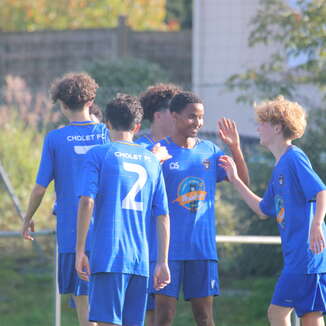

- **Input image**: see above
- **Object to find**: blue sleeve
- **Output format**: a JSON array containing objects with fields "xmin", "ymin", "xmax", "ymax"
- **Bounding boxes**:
[
  {"xmin": 152, "ymin": 168, "xmax": 169, "ymax": 217},
  {"xmin": 79, "ymin": 149, "xmax": 101, "ymax": 199},
  {"xmin": 36, "ymin": 134, "xmax": 54, "ymax": 187},
  {"xmin": 290, "ymin": 150, "xmax": 326, "ymax": 201},
  {"xmin": 259, "ymin": 179, "xmax": 276, "ymax": 218},
  {"xmin": 214, "ymin": 144, "xmax": 227, "ymax": 183}
]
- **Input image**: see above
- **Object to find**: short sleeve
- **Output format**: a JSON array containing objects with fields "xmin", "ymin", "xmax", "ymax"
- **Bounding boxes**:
[
  {"xmin": 79, "ymin": 148, "xmax": 101, "ymax": 199},
  {"xmin": 259, "ymin": 179, "xmax": 276, "ymax": 218},
  {"xmin": 152, "ymin": 168, "xmax": 169, "ymax": 217},
  {"xmin": 36, "ymin": 134, "xmax": 54, "ymax": 187},
  {"xmin": 214, "ymin": 145, "xmax": 227, "ymax": 183},
  {"xmin": 289, "ymin": 151, "xmax": 326, "ymax": 201}
]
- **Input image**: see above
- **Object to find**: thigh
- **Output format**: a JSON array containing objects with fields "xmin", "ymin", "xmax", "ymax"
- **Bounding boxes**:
[
  {"xmin": 272, "ymin": 273, "xmax": 326, "ymax": 318},
  {"xmin": 123, "ymin": 274, "xmax": 148, "ymax": 326},
  {"xmin": 149, "ymin": 261, "xmax": 183, "ymax": 299},
  {"xmin": 89, "ymin": 272, "xmax": 128, "ymax": 325},
  {"xmin": 184, "ymin": 260, "xmax": 220, "ymax": 300},
  {"xmin": 58, "ymin": 252, "xmax": 89, "ymax": 296}
]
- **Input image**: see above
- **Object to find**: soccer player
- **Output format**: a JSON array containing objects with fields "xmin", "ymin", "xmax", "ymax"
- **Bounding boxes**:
[
  {"xmin": 219, "ymin": 96, "xmax": 326, "ymax": 326},
  {"xmin": 151, "ymin": 91, "xmax": 249, "ymax": 326},
  {"xmin": 75, "ymin": 94, "xmax": 171, "ymax": 326},
  {"xmin": 135, "ymin": 83, "xmax": 181, "ymax": 325},
  {"xmin": 22, "ymin": 73, "xmax": 109, "ymax": 326}
]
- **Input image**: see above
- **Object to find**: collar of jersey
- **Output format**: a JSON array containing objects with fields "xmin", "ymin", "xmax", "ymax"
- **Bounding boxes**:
[
  {"xmin": 166, "ymin": 136, "xmax": 201, "ymax": 148},
  {"xmin": 113, "ymin": 140, "xmax": 139, "ymax": 146},
  {"xmin": 70, "ymin": 120, "xmax": 97, "ymax": 126}
]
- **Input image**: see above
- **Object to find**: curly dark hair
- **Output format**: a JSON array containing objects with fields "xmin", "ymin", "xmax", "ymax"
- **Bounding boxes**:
[
  {"xmin": 169, "ymin": 91, "xmax": 203, "ymax": 113},
  {"xmin": 89, "ymin": 103, "xmax": 103, "ymax": 122},
  {"xmin": 105, "ymin": 93, "xmax": 143, "ymax": 131},
  {"xmin": 140, "ymin": 83, "xmax": 182, "ymax": 122},
  {"xmin": 50, "ymin": 72, "xmax": 98, "ymax": 111}
]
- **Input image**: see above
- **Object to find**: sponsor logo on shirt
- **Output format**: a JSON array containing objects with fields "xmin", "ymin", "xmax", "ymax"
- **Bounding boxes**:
[
  {"xmin": 74, "ymin": 145, "xmax": 97, "ymax": 154},
  {"xmin": 275, "ymin": 195, "xmax": 285, "ymax": 228},
  {"xmin": 169, "ymin": 162, "xmax": 180, "ymax": 170},
  {"xmin": 173, "ymin": 176, "xmax": 207, "ymax": 211}
]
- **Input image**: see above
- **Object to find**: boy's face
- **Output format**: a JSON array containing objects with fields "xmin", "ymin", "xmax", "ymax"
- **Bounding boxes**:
[
  {"xmin": 257, "ymin": 121, "xmax": 279, "ymax": 147},
  {"xmin": 172, "ymin": 103, "xmax": 204, "ymax": 139}
]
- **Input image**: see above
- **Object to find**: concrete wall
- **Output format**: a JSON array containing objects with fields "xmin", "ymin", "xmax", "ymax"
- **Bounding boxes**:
[
  {"xmin": 193, "ymin": 0, "xmax": 275, "ymax": 137},
  {"xmin": 0, "ymin": 18, "xmax": 191, "ymax": 91}
]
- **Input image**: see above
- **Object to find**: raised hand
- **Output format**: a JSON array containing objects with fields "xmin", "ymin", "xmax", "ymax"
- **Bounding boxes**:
[{"xmin": 218, "ymin": 118, "xmax": 240, "ymax": 149}]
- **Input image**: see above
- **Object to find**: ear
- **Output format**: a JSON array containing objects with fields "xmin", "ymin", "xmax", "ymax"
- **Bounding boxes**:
[
  {"xmin": 86, "ymin": 99, "xmax": 94, "ymax": 108},
  {"xmin": 132, "ymin": 123, "xmax": 141, "ymax": 135},
  {"xmin": 274, "ymin": 124, "xmax": 283, "ymax": 134}
]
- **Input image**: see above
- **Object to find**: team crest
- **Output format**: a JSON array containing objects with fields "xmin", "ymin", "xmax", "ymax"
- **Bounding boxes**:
[
  {"xmin": 173, "ymin": 176, "xmax": 207, "ymax": 212},
  {"xmin": 202, "ymin": 159, "xmax": 210, "ymax": 169},
  {"xmin": 278, "ymin": 175, "xmax": 284, "ymax": 185}
]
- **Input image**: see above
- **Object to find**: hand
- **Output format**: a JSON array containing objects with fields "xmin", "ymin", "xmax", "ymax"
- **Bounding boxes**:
[
  {"xmin": 22, "ymin": 219, "xmax": 35, "ymax": 240},
  {"xmin": 152, "ymin": 143, "xmax": 172, "ymax": 163},
  {"xmin": 153, "ymin": 262, "xmax": 170, "ymax": 291},
  {"xmin": 218, "ymin": 155, "xmax": 239, "ymax": 183},
  {"xmin": 75, "ymin": 252, "xmax": 91, "ymax": 281},
  {"xmin": 309, "ymin": 223, "xmax": 326, "ymax": 254},
  {"xmin": 218, "ymin": 118, "xmax": 240, "ymax": 149}
]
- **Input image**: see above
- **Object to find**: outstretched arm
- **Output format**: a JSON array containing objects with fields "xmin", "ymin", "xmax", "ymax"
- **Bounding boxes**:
[
  {"xmin": 309, "ymin": 190, "xmax": 326, "ymax": 254},
  {"xmin": 218, "ymin": 118, "xmax": 250, "ymax": 186},
  {"xmin": 75, "ymin": 196, "xmax": 94, "ymax": 281},
  {"xmin": 22, "ymin": 184, "xmax": 47, "ymax": 240},
  {"xmin": 219, "ymin": 155, "xmax": 267, "ymax": 219}
]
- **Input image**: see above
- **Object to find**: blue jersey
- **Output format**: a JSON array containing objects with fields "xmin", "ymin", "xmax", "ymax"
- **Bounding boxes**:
[
  {"xmin": 36, "ymin": 121, "xmax": 109, "ymax": 253},
  {"xmin": 151, "ymin": 137, "xmax": 227, "ymax": 261},
  {"xmin": 135, "ymin": 133, "xmax": 155, "ymax": 150},
  {"xmin": 260, "ymin": 146, "xmax": 326, "ymax": 274},
  {"xmin": 80, "ymin": 141, "xmax": 169, "ymax": 277}
]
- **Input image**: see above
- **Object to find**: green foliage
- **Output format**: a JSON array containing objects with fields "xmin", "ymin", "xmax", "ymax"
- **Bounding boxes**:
[
  {"xmin": 166, "ymin": 0, "xmax": 193, "ymax": 29},
  {"xmin": 0, "ymin": 0, "xmax": 168, "ymax": 31},
  {"xmin": 226, "ymin": 0, "xmax": 326, "ymax": 104},
  {"xmin": 86, "ymin": 57, "xmax": 170, "ymax": 108}
]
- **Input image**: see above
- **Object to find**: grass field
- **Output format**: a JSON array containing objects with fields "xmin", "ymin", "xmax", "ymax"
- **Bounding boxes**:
[{"xmin": 0, "ymin": 239, "xmax": 275, "ymax": 326}]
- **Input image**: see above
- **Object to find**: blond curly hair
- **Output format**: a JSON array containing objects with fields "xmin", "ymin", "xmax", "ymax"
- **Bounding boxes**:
[{"xmin": 255, "ymin": 96, "xmax": 307, "ymax": 140}]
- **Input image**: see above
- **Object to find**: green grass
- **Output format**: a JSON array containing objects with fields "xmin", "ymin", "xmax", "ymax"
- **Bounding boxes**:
[{"xmin": 0, "ymin": 241, "xmax": 274, "ymax": 325}]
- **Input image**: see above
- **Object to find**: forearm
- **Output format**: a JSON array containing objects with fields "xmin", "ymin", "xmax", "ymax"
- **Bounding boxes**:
[
  {"xmin": 76, "ymin": 197, "xmax": 94, "ymax": 253},
  {"xmin": 312, "ymin": 190, "xmax": 326, "ymax": 225},
  {"xmin": 232, "ymin": 177, "xmax": 266, "ymax": 218},
  {"xmin": 229, "ymin": 145, "xmax": 250, "ymax": 186},
  {"xmin": 24, "ymin": 184, "xmax": 47, "ymax": 222},
  {"xmin": 156, "ymin": 214, "xmax": 170, "ymax": 263}
]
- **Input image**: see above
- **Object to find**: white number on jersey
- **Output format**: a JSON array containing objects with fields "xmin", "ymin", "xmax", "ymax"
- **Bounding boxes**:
[{"xmin": 121, "ymin": 162, "xmax": 148, "ymax": 211}]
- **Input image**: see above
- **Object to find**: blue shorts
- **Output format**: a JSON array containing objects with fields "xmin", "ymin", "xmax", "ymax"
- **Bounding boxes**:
[
  {"xmin": 58, "ymin": 252, "xmax": 89, "ymax": 296},
  {"xmin": 271, "ymin": 272, "xmax": 326, "ymax": 317},
  {"xmin": 150, "ymin": 260, "xmax": 220, "ymax": 300},
  {"xmin": 89, "ymin": 272, "xmax": 148, "ymax": 326}
]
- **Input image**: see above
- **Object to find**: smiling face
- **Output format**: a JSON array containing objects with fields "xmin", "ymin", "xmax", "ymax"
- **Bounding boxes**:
[
  {"xmin": 172, "ymin": 103, "xmax": 204, "ymax": 139},
  {"xmin": 257, "ymin": 121, "xmax": 280, "ymax": 147}
]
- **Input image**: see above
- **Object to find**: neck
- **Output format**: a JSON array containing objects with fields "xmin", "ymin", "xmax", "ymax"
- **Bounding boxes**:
[
  {"xmin": 268, "ymin": 139, "xmax": 292, "ymax": 164},
  {"xmin": 110, "ymin": 130, "xmax": 134, "ymax": 143},
  {"xmin": 150, "ymin": 122, "xmax": 172, "ymax": 142},
  {"xmin": 171, "ymin": 133, "xmax": 197, "ymax": 149},
  {"xmin": 67, "ymin": 107, "xmax": 91, "ymax": 123}
]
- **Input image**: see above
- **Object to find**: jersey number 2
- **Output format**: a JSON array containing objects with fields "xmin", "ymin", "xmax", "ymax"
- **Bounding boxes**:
[{"xmin": 122, "ymin": 162, "xmax": 148, "ymax": 211}]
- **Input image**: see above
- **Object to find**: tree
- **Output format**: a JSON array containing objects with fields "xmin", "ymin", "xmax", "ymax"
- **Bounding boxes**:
[
  {"xmin": 0, "ymin": 0, "xmax": 167, "ymax": 31},
  {"xmin": 226, "ymin": 0, "xmax": 326, "ymax": 105},
  {"xmin": 165, "ymin": 0, "xmax": 192, "ymax": 29}
]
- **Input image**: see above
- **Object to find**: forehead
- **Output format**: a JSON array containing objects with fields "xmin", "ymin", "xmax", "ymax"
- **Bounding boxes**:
[{"xmin": 180, "ymin": 103, "xmax": 204, "ymax": 115}]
